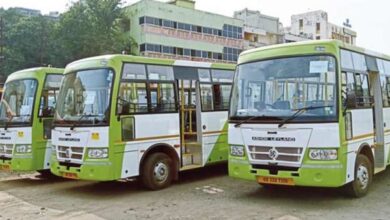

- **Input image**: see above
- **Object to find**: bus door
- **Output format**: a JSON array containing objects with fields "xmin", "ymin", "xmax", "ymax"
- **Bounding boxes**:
[
  {"xmin": 38, "ymin": 74, "xmax": 63, "ymax": 169},
  {"xmin": 369, "ymin": 70, "xmax": 385, "ymax": 170},
  {"xmin": 178, "ymin": 79, "xmax": 203, "ymax": 168},
  {"xmin": 174, "ymin": 65, "xmax": 204, "ymax": 168}
]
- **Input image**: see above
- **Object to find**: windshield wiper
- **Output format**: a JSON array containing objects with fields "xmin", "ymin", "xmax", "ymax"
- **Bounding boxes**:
[
  {"xmin": 278, "ymin": 105, "xmax": 334, "ymax": 128},
  {"xmin": 234, "ymin": 116, "xmax": 259, "ymax": 128},
  {"xmin": 70, "ymin": 114, "xmax": 101, "ymax": 130}
]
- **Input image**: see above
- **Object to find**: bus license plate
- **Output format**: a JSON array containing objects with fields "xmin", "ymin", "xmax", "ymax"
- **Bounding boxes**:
[
  {"xmin": 257, "ymin": 176, "xmax": 295, "ymax": 186},
  {"xmin": 0, "ymin": 164, "xmax": 11, "ymax": 171},
  {"xmin": 62, "ymin": 172, "xmax": 78, "ymax": 179}
]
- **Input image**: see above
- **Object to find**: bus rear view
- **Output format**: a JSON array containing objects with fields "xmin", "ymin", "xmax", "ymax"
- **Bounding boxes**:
[{"xmin": 229, "ymin": 40, "xmax": 389, "ymax": 197}]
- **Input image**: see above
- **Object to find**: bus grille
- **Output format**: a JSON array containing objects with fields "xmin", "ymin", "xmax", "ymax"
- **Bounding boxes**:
[
  {"xmin": 57, "ymin": 146, "xmax": 84, "ymax": 163},
  {"xmin": 248, "ymin": 146, "xmax": 303, "ymax": 164},
  {"xmin": 0, "ymin": 144, "xmax": 14, "ymax": 158}
]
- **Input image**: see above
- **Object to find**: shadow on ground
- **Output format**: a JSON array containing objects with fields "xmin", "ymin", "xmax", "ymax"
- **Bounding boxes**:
[{"xmin": 56, "ymin": 163, "xmax": 228, "ymax": 198}]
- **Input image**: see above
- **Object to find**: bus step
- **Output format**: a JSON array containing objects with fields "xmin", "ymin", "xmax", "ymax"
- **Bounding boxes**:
[
  {"xmin": 181, "ymin": 164, "xmax": 203, "ymax": 171},
  {"xmin": 182, "ymin": 153, "xmax": 202, "ymax": 166},
  {"xmin": 185, "ymin": 142, "xmax": 201, "ymax": 147}
]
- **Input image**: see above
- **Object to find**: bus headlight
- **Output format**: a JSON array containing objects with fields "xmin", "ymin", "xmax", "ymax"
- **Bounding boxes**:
[
  {"xmin": 230, "ymin": 145, "xmax": 245, "ymax": 157},
  {"xmin": 15, "ymin": 145, "xmax": 32, "ymax": 154},
  {"xmin": 309, "ymin": 149, "xmax": 338, "ymax": 161},
  {"xmin": 88, "ymin": 148, "xmax": 108, "ymax": 159}
]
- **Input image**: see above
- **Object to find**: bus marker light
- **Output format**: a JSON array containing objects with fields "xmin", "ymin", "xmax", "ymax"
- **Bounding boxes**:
[
  {"xmin": 62, "ymin": 172, "xmax": 79, "ymax": 179},
  {"xmin": 91, "ymin": 133, "xmax": 100, "ymax": 140},
  {"xmin": 18, "ymin": 131, "xmax": 24, "ymax": 138},
  {"xmin": 0, "ymin": 164, "xmax": 11, "ymax": 171}
]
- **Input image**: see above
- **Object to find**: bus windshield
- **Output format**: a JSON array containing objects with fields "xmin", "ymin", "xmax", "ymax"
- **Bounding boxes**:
[
  {"xmin": 230, "ymin": 55, "xmax": 338, "ymax": 123},
  {"xmin": 0, "ymin": 79, "xmax": 38, "ymax": 125},
  {"xmin": 55, "ymin": 68, "xmax": 114, "ymax": 126}
]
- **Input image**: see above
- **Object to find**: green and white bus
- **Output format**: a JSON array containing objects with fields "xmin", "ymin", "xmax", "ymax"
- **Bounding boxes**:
[
  {"xmin": 50, "ymin": 55, "xmax": 234, "ymax": 189},
  {"xmin": 229, "ymin": 40, "xmax": 390, "ymax": 197},
  {"xmin": 0, "ymin": 67, "xmax": 63, "ymax": 173}
]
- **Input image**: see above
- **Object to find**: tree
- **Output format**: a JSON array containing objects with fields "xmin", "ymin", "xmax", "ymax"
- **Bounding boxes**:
[
  {"xmin": 56, "ymin": 0, "xmax": 135, "ymax": 65},
  {"xmin": 0, "ymin": 9, "xmax": 58, "ymax": 75},
  {"xmin": 0, "ymin": 0, "xmax": 138, "ymax": 76}
]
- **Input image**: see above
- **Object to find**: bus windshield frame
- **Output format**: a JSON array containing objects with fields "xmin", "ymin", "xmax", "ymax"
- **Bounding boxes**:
[
  {"xmin": 230, "ymin": 55, "xmax": 339, "ymax": 124},
  {"xmin": 54, "ymin": 68, "xmax": 115, "ymax": 127},
  {"xmin": 0, "ymin": 78, "xmax": 38, "ymax": 127}
]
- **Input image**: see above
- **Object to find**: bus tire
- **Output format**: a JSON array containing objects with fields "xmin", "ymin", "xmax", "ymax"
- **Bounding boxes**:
[
  {"xmin": 141, "ymin": 152, "xmax": 173, "ymax": 190},
  {"xmin": 345, "ymin": 154, "xmax": 372, "ymax": 198}
]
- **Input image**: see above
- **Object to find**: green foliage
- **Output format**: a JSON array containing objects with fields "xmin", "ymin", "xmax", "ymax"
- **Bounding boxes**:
[{"xmin": 0, "ymin": 0, "xmax": 136, "ymax": 78}]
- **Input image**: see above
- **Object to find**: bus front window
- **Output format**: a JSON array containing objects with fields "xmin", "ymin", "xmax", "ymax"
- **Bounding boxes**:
[
  {"xmin": 55, "ymin": 69, "xmax": 114, "ymax": 125},
  {"xmin": 230, "ymin": 56, "xmax": 337, "ymax": 123},
  {"xmin": 0, "ymin": 79, "xmax": 38, "ymax": 125}
]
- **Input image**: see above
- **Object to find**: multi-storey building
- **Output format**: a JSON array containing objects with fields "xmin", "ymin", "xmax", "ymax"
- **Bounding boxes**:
[
  {"xmin": 234, "ymin": 8, "xmax": 283, "ymax": 49},
  {"xmin": 12, "ymin": 7, "xmax": 41, "ymax": 17},
  {"xmin": 288, "ymin": 10, "xmax": 357, "ymax": 45},
  {"xmin": 124, "ymin": 0, "xmax": 244, "ymax": 63}
]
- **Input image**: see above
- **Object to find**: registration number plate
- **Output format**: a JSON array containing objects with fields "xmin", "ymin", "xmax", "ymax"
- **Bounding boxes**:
[
  {"xmin": 257, "ymin": 176, "xmax": 295, "ymax": 186},
  {"xmin": 62, "ymin": 172, "xmax": 79, "ymax": 179},
  {"xmin": 0, "ymin": 164, "xmax": 11, "ymax": 171}
]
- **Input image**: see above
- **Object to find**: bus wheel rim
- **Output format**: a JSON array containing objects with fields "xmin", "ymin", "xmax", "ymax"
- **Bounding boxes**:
[
  {"xmin": 356, "ymin": 164, "xmax": 369, "ymax": 189},
  {"xmin": 154, "ymin": 162, "xmax": 169, "ymax": 182}
]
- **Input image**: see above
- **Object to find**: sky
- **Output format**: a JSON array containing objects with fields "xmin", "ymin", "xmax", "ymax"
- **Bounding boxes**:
[{"xmin": 1, "ymin": 0, "xmax": 389, "ymax": 54}]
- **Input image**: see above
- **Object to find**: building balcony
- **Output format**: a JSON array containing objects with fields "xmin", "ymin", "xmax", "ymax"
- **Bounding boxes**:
[
  {"xmin": 141, "ymin": 24, "xmax": 244, "ymax": 49},
  {"xmin": 140, "ymin": 52, "xmax": 236, "ymax": 64},
  {"xmin": 243, "ymin": 41, "xmax": 270, "ymax": 49}
]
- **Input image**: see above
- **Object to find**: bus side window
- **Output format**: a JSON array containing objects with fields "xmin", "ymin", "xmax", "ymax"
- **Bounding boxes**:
[
  {"xmin": 149, "ymin": 82, "xmax": 176, "ymax": 113},
  {"xmin": 200, "ymin": 84, "xmax": 214, "ymax": 111},
  {"xmin": 380, "ymin": 75, "xmax": 389, "ymax": 107},
  {"xmin": 39, "ymin": 74, "xmax": 62, "ymax": 117},
  {"xmin": 213, "ymin": 84, "xmax": 231, "ymax": 111},
  {"xmin": 360, "ymin": 74, "xmax": 371, "ymax": 107},
  {"xmin": 117, "ymin": 82, "xmax": 148, "ymax": 114},
  {"xmin": 345, "ymin": 72, "xmax": 357, "ymax": 109}
]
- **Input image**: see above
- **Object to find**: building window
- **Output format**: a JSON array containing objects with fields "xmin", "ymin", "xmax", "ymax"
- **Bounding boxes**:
[
  {"xmin": 299, "ymin": 19, "xmax": 303, "ymax": 29},
  {"xmin": 139, "ymin": 17, "xmax": 145, "ymax": 25},
  {"xmin": 183, "ymin": 49, "xmax": 191, "ymax": 56},
  {"xmin": 141, "ymin": 16, "xmax": 242, "ymax": 40},
  {"xmin": 316, "ymin": 23, "xmax": 321, "ymax": 33},
  {"xmin": 316, "ymin": 36, "xmax": 321, "ymax": 40},
  {"xmin": 223, "ymin": 24, "xmax": 242, "ymax": 39},
  {"xmin": 140, "ymin": 44, "xmax": 146, "ymax": 52},
  {"xmin": 223, "ymin": 47, "xmax": 240, "ymax": 61},
  {"xmin": 140, "ymin": 43, "xmax": 235, "ymax": 62},
  {"xmin": 177, "ymin": 48, "xmax": 183, "ymax": 56}
]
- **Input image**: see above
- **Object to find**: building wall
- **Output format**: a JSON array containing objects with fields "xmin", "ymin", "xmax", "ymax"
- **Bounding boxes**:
[
  {"xmin": 125, "ymin": 0, "xmax": 244, "ymax": 63},
  {"xmin": 289, "ymin": 10, "xmax": 357, "ymax": 44},
  {"xmin": 234, "ymin": 8, "xmax": 282, "ymax": 49}
]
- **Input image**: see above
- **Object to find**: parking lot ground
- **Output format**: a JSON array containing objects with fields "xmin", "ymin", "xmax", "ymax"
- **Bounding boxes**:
[{"xmin": 1, "ymin": 164, "xmax": 390, "ymax": 220}]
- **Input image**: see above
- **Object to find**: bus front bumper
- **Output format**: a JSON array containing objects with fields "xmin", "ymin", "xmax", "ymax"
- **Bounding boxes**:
[
  {"xmin": 50, "ymin": 159, "xmax": 116, "ymax": 181},
  {"xmin": 0, "ymin": 155, "xmax": 38, "ymax": 171},
  {"xmin": 229, "ymin": 158, "xmax": 346, "ymax": 187}
]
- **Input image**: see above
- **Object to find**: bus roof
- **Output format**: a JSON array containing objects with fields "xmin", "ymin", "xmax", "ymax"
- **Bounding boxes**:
[
  {"xmin": 65, "ymin": 54, "xmax": 235, "ymax": 74},
  {"xmin": 238, "ymin": 40, "xmax": 390, "ymax": 65},
  {"xmin": 7, "ymin": 67, "xmax": 64, "ymax": 82}
]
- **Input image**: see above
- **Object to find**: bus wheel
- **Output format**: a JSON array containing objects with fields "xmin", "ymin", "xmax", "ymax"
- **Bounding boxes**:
[
  {"xmin": 345, "ymin": 154, "xmax": 372, "ymax": 198},
  {"xmin": 141, "ymin": 153, "xmax": 174, "ymax": 190}
]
